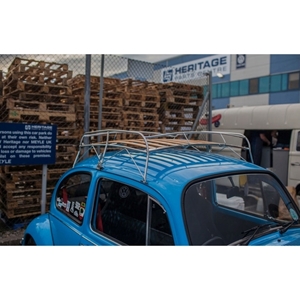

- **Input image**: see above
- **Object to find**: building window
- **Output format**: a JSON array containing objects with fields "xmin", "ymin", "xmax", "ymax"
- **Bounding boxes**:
[
  {"xmin": 221, "ymin": 82, "xmax": 230, "ymax": 97},
  {"xmin": 212, "ymin": 85, "xmax": 217, "ymax": 99},
  {"xmin": 288, "ymin": 72, "xmax": 300, "ymax": 89},
  {"xmin": 212, "ymin": 71, "xmax": 300, "ymax": 99},
  {"xmin": 215, "ymin": 84, "xmax": 222, "ymax": 98},
  {"xmin": 239, "ymin": 80, "xmax": 249, "ymax": 95},
  {"xmin": 249, "ymin": 78, "xmax": 258, "ymax": 94},
  {"xmin": 230, "ymin": 81, "xmax": 239, "ymax": 96},
  {"xmin": 270, "ymin": 75, "xmax": 281, "ymax": 92},
  {"xmin": 259, "ymin": 76, "xmax": 270, "ymax": 93},
  {"xmin": 281, "ymin": 73, "xmax": 288, "ymax": 91}
]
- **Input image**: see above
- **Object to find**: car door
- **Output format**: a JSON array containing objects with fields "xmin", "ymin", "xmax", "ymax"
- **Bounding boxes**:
[
  {"xmin": 50, "ymin": 172, "xmax": 92, "ymax": 245},
  {"xmin": 80, "ymin": 178, "xmax": 175, "ymax": 246}
]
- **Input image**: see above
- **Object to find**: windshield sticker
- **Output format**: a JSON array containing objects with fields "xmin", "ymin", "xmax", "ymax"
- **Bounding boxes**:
[{"xmin": 289, "ymin": 208, "xmax": 298, "ymax": 221}]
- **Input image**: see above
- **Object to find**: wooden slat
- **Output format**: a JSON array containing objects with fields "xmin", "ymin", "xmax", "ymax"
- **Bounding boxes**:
[{"xmin": 102, "ymin": 138, "xmax": 218, "ymax": 150}]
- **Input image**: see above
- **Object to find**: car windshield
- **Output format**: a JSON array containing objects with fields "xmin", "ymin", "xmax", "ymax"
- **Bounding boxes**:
[{"xmin": 183, "ymin": 173, "xmax": 300, "ymax": 245}]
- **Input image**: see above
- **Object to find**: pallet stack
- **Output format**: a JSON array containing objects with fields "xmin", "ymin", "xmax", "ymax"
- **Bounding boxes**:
[
  {"xmin": 0, "ymin": 71, "xmax": 3, "ymax": 117},
  {"xmin": 68, "ymin": 74, "xmax": 123, "ymax": 138},
  {"xmin": 157, "ymin": 82, "xmax": 203, "ymax": 133},
  {"xmin": 0, "ymin": 70, "xmax": 3, "ymax": 96},
  {"xmin": 0, "ymin": 57, "xmax": 205, "ymax": 221},
  {"xmin": 118, "ymin": 79, "xmax": 160, "ymax": 136},
  {"xmin": 70, "ymin": 76, "xmax": 161, "ymax": 139},
  {"xmin": 0, "ymin": 57, "xmax": 77, "ymax": 219}
]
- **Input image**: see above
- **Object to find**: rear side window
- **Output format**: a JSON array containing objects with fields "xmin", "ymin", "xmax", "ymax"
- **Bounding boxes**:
[
  {"xmin": 93, "ymin": 179, "xmax": 174, "ymax": 245},
  {"xmin": 56, "ymin": 173, "xmax": 91, "ymax": 224}
]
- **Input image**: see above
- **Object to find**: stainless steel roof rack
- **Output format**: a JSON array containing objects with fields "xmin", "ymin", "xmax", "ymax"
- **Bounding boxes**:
[{"xmin": 73, "ymin": 129, "xmax": 253, "ymax": 183}]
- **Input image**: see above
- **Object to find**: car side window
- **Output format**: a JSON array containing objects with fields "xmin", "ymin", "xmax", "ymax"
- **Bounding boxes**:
[
  {"xmin": 93, "ymin": 179, "xmax": 174, "ymax": 245},
  {"xmin": 56, "ymin": 172, "xmax": 91, "ymax": 224}
]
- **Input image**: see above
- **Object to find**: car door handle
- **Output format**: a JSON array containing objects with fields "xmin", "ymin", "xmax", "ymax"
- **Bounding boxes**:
[{"xmin": 291, "ymin": 162, "xmax": 300, "ymax": 166}]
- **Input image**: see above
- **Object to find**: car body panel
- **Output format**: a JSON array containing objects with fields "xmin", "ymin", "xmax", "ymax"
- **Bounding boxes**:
[
  {"xmin": 23, "ymin": 214, "xmax": 53, "ymax": 245},
  {"xmin": 22, "ymin": 131, "xmax": 300, "ymax": 246}
]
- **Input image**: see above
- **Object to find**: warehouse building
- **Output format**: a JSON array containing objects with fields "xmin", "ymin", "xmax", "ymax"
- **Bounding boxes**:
[{"xmin": 154, "ymin": 54, "xmax": 300, "ymax": 109}]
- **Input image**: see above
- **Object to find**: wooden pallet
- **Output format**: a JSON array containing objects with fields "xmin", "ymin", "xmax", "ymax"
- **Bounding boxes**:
[
  {"xmin": 1, "ymin": 164, "xmax": 43, "ymax": 173},
  {"xmin": 160, "ymin": 94, "xmax": 203, "ymax": 105},
  {"xmin": 0, "ymin": 177, "xmax": 39, "ymax": 190},
  {"xmin": 123, "ymin": 119, "xmax": 160, "ymax": 128},
  {"xmin": 124, "ymin": 92, "xmax": 160, "ymax": 101},
  {"xmin": 0, "ymin": 200, "xmax": 51, "ymax": 219},
  {"xmin": 159, "ymin": 107, "xmax": 198, "ymax": 121},
  {"xmin": 0, "ymin": 71, "xmax": 3, "ymax": 92},
  {"xmin": 47, "ymin": 161, "xmax": 73, "ymax": 170},
  {"xmin": 81, "ymin": 116, "xmax": 123, "ymax": 127},
  {"xmin": 68, "ymin": 75, "xmax": 121, "ymax": 90},
  {"xmin": 4, "ymin": 72, "xmax": 73, "ymax": 87},
  {"xmin": 56, "ymin": 144, "xmax": 78, "ymax": 153},
  {"xmin": 56, "ymin": 127, "xmax": 79, "ymax": 137},
  {"xmin": 84, "ymin": 120, "xmax": 124, "ymax": 132},
  {"xmin": 1, "ymin": 187, "xmax": 52, "ymax": 206},
  {"xmin": 160, "ymin": 124, "xmax": 194, "ymax": 133},
  {"xmin": 123, "ymin": 106, "xmax": 158, "ymax": 114},
  {"xmin": 160, "ymin": 101, "xmax": 202, "ymax": 111},
  {"xmin": 123, "ymin": 110, "xmax": 159, "ymax": 120},
  {"xmin": 8, "ymin": 57, "xmax": 69, "ymax": 73},
  {"xmin": 3, "ymin": 80, "xmax": 72, "ymax": 96},
  {"xmin": 5, "ymin": 98, "xmax": 75, "ymax": 112},
  {"xmin": 55, "ymin": 152, "xmax": 77, "ymax": 164},
  {"xmin": 5, "ymin": 92, "xmax": 74, "ymax": 103},
  {"xmin": 0, "ymin": 168, "xmax": 67, "ymax": 183},
  {"xmin": 7, "ymin": 109, "xmax": 76, "ymax": 122},
  {"xmin": 75, "ymin": 95, "xmax": 123, "ymax": 106},
  {"xmin": 56, "ymin": 136, "xmax": 79, "ymax": 145},
  {"xmin": 159, "ymin": 88, "xmax": 203, "ymax": 98},
  {"xmin": 124, "ymin": 98, "xmax": 160, "ymax": 108},
  {"xmin": 72, "ymin": 87, "xmax": 102, "ymax": 96},
  {"xmin": 119, "ymin": 79, "xmax": 159, "ymax": 93},
  {"xmin": 158, "ymin": 81, "xmax": 203, "ymax": 91}
]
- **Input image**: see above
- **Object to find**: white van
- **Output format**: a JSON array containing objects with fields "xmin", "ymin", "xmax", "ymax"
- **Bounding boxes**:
[{"xmin": 207, "ymin": 103, "xmax": 300, "ymax": 196}]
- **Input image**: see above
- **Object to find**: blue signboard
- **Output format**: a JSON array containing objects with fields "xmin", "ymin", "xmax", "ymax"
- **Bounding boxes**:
[{"xmin": 0, "ymin": 123, "xmax": 57, "ymax": 166}]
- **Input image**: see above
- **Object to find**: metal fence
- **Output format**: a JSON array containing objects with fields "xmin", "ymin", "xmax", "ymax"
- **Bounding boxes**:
[{"xmin": 0, "ymin": 54, "xmax": 210, "ymax": 242}]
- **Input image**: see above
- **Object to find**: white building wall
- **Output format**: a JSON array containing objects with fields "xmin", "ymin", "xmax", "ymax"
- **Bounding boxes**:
[
  {"xmin": 230, "ymin": 55, "xmax": 270, "ymax": 81},
  {"xmin": 229, "ymin": 94, "xmax": 269, "ymax": 107}
]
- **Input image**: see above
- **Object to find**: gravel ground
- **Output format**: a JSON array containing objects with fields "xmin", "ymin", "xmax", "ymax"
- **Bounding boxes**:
[
  {"xmin": 0, "ymin": 228, "xmax": 25, "ymax": 245},
  {"xmin": 0, "ymin": 219, "xmax": 26, "ymax": 245}
]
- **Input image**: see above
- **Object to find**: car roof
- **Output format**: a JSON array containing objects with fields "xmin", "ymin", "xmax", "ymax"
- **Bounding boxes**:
[
  {"xmin": 71, "ymin": 129, "xmax": 264, "ymax": 199},
  {"xmin": 75, "ymin": 147, "xmax": 263, "ymax": 189}
]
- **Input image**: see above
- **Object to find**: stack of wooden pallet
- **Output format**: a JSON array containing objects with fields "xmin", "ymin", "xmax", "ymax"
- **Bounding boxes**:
[
  {"xmin": 0, "ymin": 57, "xmax": 77, "ymax": 219},
  {"xmin": 70, "ymin": 76, "xmax": 161, "ymax": 139},
  {"xmin": 0, "ymin": 70, "xmax": 3, "ymax": 96},
  {"xmin": 118, "ymin": 79, "xmax": 160, "ymax": 136},
  {"xmin": 157, "ymin": 82, "xmax": 203, "ymax": 133},
  {"xmin": 68, "ymin": 74, "xmax": 123, "ymax": 137}
]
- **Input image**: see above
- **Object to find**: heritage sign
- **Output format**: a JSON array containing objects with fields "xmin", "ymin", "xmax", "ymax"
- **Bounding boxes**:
[{"xmin": 0, "ymin": 122, "xmax": 57, "ymax": 166}]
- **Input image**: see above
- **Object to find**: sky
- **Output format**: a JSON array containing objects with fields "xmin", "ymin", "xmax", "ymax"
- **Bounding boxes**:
[
  {"xmin": 2, "ymin": 2, "xmax": 296, "ymax": 56},
  {"xmin": 118, "ymin": 55, "xmax": 179, "ymax": 64}
]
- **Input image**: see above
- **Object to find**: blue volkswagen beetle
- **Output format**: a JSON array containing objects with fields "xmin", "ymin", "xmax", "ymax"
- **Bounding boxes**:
[{"xmin": 22, "ymin": 130, "xmax": 300, "ymax": 245}]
